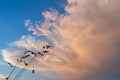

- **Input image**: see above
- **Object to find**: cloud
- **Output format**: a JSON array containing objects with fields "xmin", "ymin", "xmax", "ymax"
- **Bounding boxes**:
[
  {"xmin": 1, "ymin": 0, "xmax": 120, "ymax": 80},
  {"xmin": 24, "ymin": 19, "xmax": 31, "ymax": 27},
  {"xmin": 0, "ymin": 62, "xmax": 4, "ymax": 65},
  {"xmin": 0, "ymin": 60, "xmax": 6, "ymax": 65},
  {"xmin": 0, "ymin": 74, "xmax": 6, "ymax": 79}
]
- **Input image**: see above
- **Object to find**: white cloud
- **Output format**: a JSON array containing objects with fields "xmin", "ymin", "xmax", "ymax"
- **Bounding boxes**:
[
  {"xmin": 0, "ymin": 61, "xmax": 6, "ymax": 65},
  {"xmin": 1, "ymin": 0, "xmax": 120, "ymax": 80},
  {"xmin": 0, "ymin": 74, "xmax": 6, "ymax": 79},
  {"xmin": 24, "ymin": 19, "xmax": 31, "ymax": 27},
  {"xmin": 0, "ymin": 62, "xmax": 3, "ymax": 65}
]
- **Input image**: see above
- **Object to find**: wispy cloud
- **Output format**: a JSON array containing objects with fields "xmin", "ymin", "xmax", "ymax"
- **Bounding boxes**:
[
  {"xmin": 0, "ymin": 74, "xmax": 6, "ymax": 79},
  {"xmin": 24, "ymin": 19, "xmax": 31, "ymax": 27},
  {"xmin": 0, "ymin": 62, "xmax": 3, "ymax": 65},
  {"xmin": 1, "ymin": 0, "xmax": 120, "ymax": 80},
  {"xmin": 0, "ymin": 62, "xmax": 6, "ymax": 65}
]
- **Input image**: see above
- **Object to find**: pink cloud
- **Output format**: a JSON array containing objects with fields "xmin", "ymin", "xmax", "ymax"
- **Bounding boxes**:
[{"xmin": 2, "ymin": 0, "xmax": 120, "ymax": 80}]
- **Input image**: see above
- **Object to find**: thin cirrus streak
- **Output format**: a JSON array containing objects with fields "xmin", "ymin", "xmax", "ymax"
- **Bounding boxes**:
[{"xmin": 1, "ymin": 0, "xmax": 120, "ymax": 80}]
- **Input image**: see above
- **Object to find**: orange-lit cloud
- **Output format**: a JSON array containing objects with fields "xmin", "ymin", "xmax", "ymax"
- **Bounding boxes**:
[{"xmin": 1, "ymin": 0, "xmax": 120, "ymax": 80}]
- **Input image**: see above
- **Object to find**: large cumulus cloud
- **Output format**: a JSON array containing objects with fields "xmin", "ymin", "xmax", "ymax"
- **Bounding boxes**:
[{"xmin": 1, "ymin": 0, "xmax": 120, "ymax": 80}]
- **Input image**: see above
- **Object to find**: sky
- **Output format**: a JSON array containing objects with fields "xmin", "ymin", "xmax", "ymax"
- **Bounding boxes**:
[{"xmin": 0, "ymin": 0, "xmax": 120, "ymax": 80}]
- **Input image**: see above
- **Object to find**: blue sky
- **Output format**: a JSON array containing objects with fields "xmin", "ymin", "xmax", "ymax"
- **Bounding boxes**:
[
  {"xmin": 0, "ymin": 0, "xmax": 66, "ymax": 48},
  {"xmin": 0, "ymin": 0, "xmax": 67, "ymax": 80}
]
